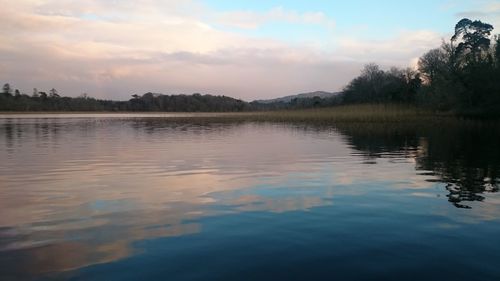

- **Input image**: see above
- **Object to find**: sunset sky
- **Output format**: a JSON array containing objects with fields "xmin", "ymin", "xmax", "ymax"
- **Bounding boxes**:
[{"xmin": 1, "ymin": 0, "xmax": 499, "ymax": 101}]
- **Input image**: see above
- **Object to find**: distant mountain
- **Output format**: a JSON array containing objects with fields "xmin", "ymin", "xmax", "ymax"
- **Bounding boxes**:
[{"xmin": 254, "ymin": 91, "xmax": 341, "ymax": 104}]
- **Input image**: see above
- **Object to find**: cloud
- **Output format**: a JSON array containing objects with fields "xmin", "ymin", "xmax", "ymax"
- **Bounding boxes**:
[
  {"xmin": 336, "ymin": 30, "xmax": 444, "ymax": 66},
  {"xmin": 0, "ymin": 0, "xmax": 450, "ymax": 100},
  {"xmin": 216, "ymin": 6, "xmax": 336, "ymax": 30},
  {"xmin": 454, "ymin": 1, "xmax": 500, "ymax": 33},
  {"xmin": 455, "ymin": 11, "xmax": 489, "ymax": 18},
  {"xmin": 0, "ymin": 0, "xmax": 346, "ymax": 99}
]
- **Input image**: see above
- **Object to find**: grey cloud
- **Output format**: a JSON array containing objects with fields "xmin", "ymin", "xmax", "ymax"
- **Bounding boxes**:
[
  {"xmin": 0, "ymin": 0, "xmax": 448, "ymax": 101},
  {"xmin": 455, "ymin": 11, "xmax": 488, "ymax": 18},
  {"xmin": 454, "ymin": 2, "xmax": 500, "ymax": 32},
  {"xmin": 0, "ymin": 42, "xmax": 362, "ymax": 101}
]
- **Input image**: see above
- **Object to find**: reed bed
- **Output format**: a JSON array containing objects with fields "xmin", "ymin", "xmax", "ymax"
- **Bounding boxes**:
[{"xmin": 238, "ymin": 104, "xmax": 441, "ymax": 123}]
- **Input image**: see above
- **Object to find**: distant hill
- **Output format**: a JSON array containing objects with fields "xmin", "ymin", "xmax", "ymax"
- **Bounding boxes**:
[{"xmin": 254, "ymin": 91, "xmax": 341, "ymax": 104}]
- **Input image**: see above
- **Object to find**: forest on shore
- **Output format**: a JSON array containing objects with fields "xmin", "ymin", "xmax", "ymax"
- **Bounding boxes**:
[{"xmin": 1, "ymin": 18, "xmax": 499, "ymax": 116}]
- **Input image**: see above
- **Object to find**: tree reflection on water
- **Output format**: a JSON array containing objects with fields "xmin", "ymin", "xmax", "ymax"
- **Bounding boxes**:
[{"xmin": 335, "ymin": 120, "xmax": 500, "ymax": 208}]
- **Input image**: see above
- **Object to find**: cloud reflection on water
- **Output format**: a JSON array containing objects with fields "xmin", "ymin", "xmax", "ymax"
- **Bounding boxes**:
[{"xmin": 0, "ymin": 116, "xmax": 499, "ymax": 278}]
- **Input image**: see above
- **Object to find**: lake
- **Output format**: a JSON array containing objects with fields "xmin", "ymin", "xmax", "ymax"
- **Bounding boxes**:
[{"xmin": 1, "ymin": 114, "xmax": 500, "ymax": 281}]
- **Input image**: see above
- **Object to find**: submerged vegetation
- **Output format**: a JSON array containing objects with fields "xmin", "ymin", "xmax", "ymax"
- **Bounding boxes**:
[{"xmin": 1, "ymin": 18, "xmax": 499, "ymax": 117}]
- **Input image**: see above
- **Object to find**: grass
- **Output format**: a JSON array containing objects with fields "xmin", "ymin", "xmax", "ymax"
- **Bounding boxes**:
[
  {"xmin": 0, "ymin": 104, "xmax": 451, "ymax": 123},
  {"xmin": 240, "ymin": 104, "xmax": 443, "ymax": 123}
]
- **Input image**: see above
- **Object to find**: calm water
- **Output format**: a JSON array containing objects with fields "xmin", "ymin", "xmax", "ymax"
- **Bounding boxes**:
[{"xmin": 1, "ymin": 114, "xmax": 500, "ymax": 281}]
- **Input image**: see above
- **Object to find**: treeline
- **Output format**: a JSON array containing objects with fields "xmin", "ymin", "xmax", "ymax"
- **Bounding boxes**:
[
  {"xmin": 0, "ymin": 83, "xmax": 337, "ymax": 112},
  {"xmin": 127, "ymin": 92, "xmax": 248, "ymax": 112},
  {"xmin": 256, "ymin": 18, "xmax": 500, "ymax": 115},
  {"xmin": 342, "ymin": 18, "xmax": 500, "ymax": 116},
  {"xmin": 249, "ymin": 95, "xmax": 342, "ymax": 111},
  {"xmin": 0, "ymin": 87, "xmax": 250, "ymax": 112},
  {"xmin": 254, "ymin": 18, "xmax": 500, "ymax": 114},
  {"xmin": 0, "ymin": 87, "xmax": 119, "ymax": 111}
]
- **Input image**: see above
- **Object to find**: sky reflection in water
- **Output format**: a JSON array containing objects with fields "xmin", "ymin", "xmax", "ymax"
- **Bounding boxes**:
[{"xmin": 0, "ymin": 116, "xmax": 499, "ymax": 280}]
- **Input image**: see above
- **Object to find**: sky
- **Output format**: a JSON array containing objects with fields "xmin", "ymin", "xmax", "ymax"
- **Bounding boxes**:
[{"xmin": 1, "ymin": 0, "xmax": 499, "ymax": 101}]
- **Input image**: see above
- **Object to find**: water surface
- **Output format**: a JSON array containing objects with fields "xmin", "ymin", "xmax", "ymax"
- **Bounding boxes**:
[{"xmin": 1, "ymin": 114, "xmax": 499, "ymax": 280}]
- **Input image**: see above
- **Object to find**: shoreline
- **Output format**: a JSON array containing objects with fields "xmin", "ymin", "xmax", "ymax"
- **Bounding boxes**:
[
  {"xmin": 1, "ymin": 105, "xmax": 497, "ymax": 122},
  {"xmin": 0, "ymin": 105, "xmax": 449, "ymax": 123}
]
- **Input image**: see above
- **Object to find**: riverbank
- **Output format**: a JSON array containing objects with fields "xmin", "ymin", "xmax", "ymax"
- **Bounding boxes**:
[{"xmin": 0, "ymin": 104, "xmax": 467, "ymax": 123}]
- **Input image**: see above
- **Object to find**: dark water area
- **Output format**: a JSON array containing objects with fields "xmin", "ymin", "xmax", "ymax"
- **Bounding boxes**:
[{"xmin": 1, "ymin": 114, "xmax": 500, "ymax": 281}]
